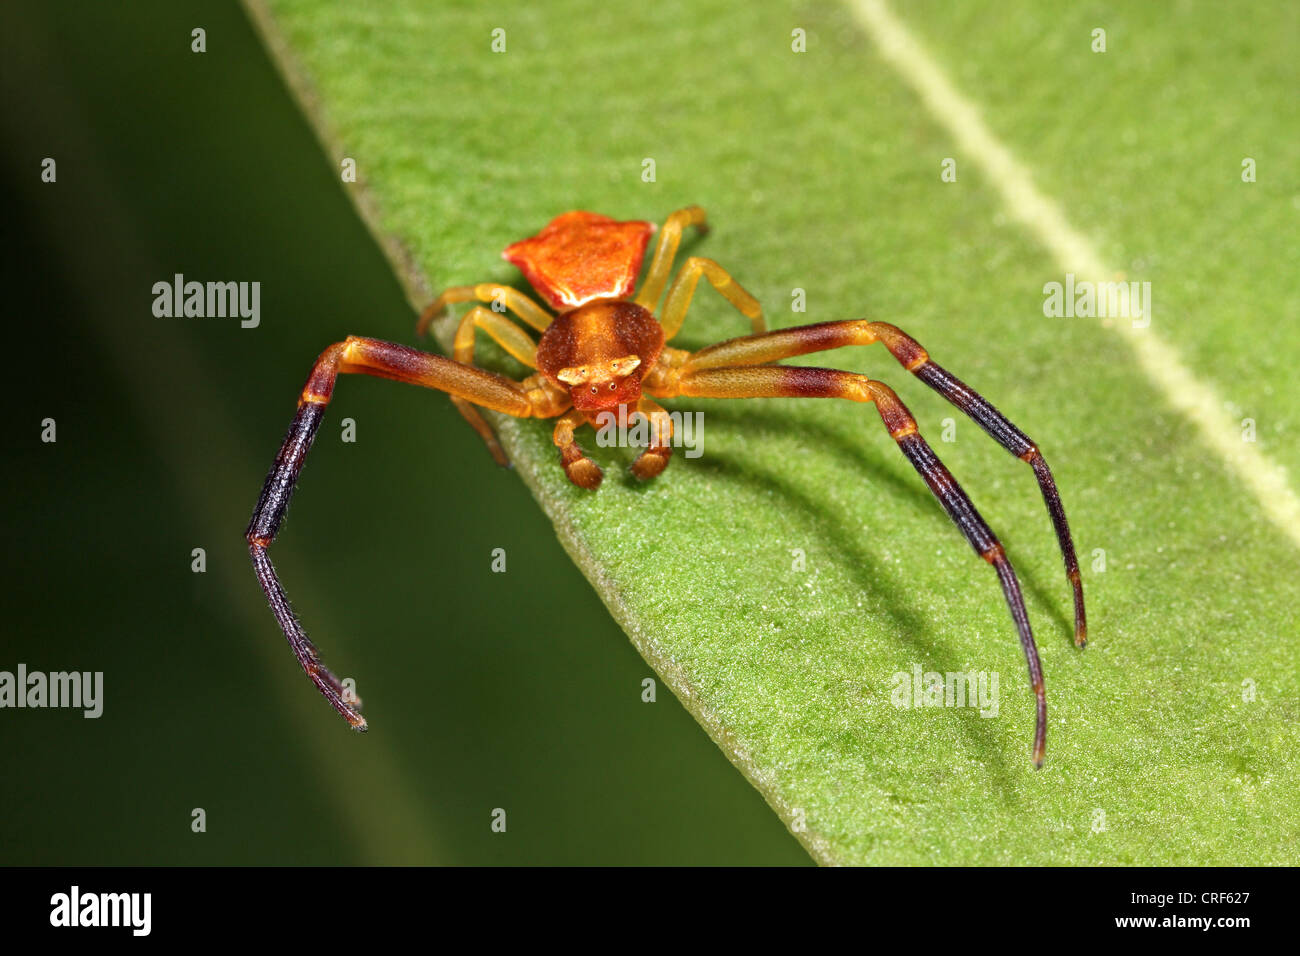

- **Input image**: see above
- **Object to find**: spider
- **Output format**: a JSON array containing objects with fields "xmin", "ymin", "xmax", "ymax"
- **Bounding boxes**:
[{"xmin": 247, "ymin": 206, "xmax": 1086, "ymax": 767}]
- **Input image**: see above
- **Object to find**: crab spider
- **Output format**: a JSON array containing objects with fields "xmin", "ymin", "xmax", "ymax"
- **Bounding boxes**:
[{"xmin": 247, "ymin": 206, "xmax": 1085, "ymax": 767}]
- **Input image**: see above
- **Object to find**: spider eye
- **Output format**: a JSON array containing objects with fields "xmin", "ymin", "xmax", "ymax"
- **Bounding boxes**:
[
  {"xmin": 590, "ymin": 385, "xmax": 597, "ymax": 394},
  {"xmin": 609, "ymin": 382, "xmax": 617, "ymax": 391}
]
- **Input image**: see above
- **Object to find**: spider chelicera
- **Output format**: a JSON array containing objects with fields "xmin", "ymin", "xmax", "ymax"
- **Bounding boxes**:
[{"xmin": 247, "ymin": 206, "xmax": 1086, "ymax": 766}]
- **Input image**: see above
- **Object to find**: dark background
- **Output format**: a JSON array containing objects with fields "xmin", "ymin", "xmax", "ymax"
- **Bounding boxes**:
[{"xmin": 0, "ymin": 2, "xmax": 807, "ymax": 864}]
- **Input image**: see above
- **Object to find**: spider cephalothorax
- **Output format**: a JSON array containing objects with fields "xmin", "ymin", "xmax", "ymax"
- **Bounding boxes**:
[
  {"xmin": 535, "ymin": 300, "xmax": 663, "ymax": 412},
  {"xmin": 247, "ymin": 205, "xmax": 1088, "ymax": 768}
]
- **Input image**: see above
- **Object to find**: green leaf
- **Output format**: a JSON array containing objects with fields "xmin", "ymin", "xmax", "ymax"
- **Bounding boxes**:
[{"xmin": 245, "ymin": 0, "xmax": 1300, "ymax": 864}]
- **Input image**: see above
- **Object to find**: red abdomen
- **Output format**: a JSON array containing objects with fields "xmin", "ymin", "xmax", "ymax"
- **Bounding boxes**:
[{"xmin": 503, "ymin": 211, "xmax": 655, "ymax": 311}]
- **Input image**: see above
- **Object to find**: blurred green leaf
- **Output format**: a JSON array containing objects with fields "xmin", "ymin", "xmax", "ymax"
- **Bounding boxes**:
[{"xmin": 247, "ymin": 0, "xmax": 1300, "ymax": 864}]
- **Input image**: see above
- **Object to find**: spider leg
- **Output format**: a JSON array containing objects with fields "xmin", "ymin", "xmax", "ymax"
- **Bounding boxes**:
[
  {"xmin": 660, "ymin": 363, "xmax": 1048, "ymax": 766},
  {"xmin": 447, "ymin": 305, "xmax": 539, "ymax": 467},
  {"xmin": 553, "ymin": 398, "xmax": 676, "ymax": 488},
  {"xmin": 658, "ymin": 257, "xmax": 766, "ymax": 341},
  {"xmin": 679, "ymin": 320, "xmax": 1086, "ymax": 647},
  {"xmin": 635, "ymin": 205, "xmax": 709, "ymax": 311},
  {"xmin": 629, "ymin": 397, "xmax": 675, "ymax": 480},
  {"xmin": 553, "ymin": 408, "xmax": 603, "ymax": 489},
  {"xmin": 417, "ymin": 283, "xmax": 552, "ymax": 337},
  {"xmin": 247, "ymin": 336, "xmax": 558, "ymax": 728}
]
